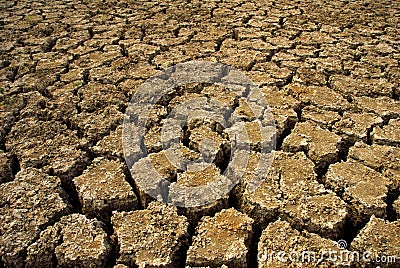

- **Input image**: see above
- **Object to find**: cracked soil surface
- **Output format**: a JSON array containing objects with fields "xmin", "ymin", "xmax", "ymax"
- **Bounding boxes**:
[{"xmin": 0, "ymin": 0, "xmax": 399, "ymax": 267}]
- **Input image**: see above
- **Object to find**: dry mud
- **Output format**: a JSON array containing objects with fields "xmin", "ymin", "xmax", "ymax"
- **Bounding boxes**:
[{"xmin": 0, "ymin": 0, "xmax": 399, "ymax": 267}]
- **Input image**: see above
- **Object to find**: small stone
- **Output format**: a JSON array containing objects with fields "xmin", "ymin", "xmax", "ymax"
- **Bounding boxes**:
[
  {"xmin": 282, "ymin": 192, "xmax": 348, "ymax": 240},
  {"xmin": 0, "ymin": 168, "xmax": 71, "ymax": 267},
  {"xmin": 72, "ymin": 106, "xmax": 124, "ymax": 145},
  {"xmin": 216, "ymin": 47, "xmax": 264, "ymax": 71},
  {"xmin": 73, "ymin": 157, "xmax": 138, "ymax": 219},
  {"xmin": 354, "ymin": 96, "xmax": 400, "ymax": 120},
  {"xmin": 78, "ymin": 82, "xmax": 126, "ymax": 113},
  {"xmin": 261, "ymin": 86, "xmax": 301, "ymax": 110},
  {"xmin": 26, "ymin": 214, "xmax": 111, "ymax": 268},
  {"xmin": 325, "ymin": 161, "xmax": 394, "ymax": 226},
  {"xmin": 149, "ymin": 151, "xmax": 179, "ymax": 181},
  {"xmin": 237, "ymin": 152, "xmax": 306, "ymax": 228},
  {"xmin": 258, "ymin": 220, "xmax": 352, "ymax": 267},
  {"xmin": 92, "ymin": 125, "xmax": 124, "ymax": 159},
  {"xmin": 111, "ymin": 202, "xmax": 189, "ymax": 267},
  {"xmin": 144, "ymin": 126, "xmax": 163, "ymax": 153},
  {"xmin": 371, "ymin": 119, "xmax": 400, "ymax": 147},
  {"xmin": 71, "ymin": 50, "xmax": 121, "ymax": 69},
  {"xmin": 263, "ymin": 107, "xmax": 298, "ymax": 143},
  {"xmin": 6, "ymin": 118, "xmax": 88, "ymax": 185},
  {"xmin": 189, "ymin": 124, "xmax": 230, "ymax": 165},
  {"xmin": 350, "ymin": 215, "xmax": 400, "ymax": 267},
  {"xmin": 301, "ymin": 106, "xmax": 341, "ymax": 129},
  {"xmin": 282, "ymin": 121, "xmax": 343, "ymax": 172},
  {"xmin": 333, "ymin": 112, "xmax": 383, "ymax": 143},
  {"xmin": 292, "ymin": 66, "xmax": 327, "ymax": 86},
  {"xmin": 171, "ymin": 163, "xmax": 230, "ymax": 222},
  {"xmin": 348, "ymin": 142, "xmax": 400, "ymax": 175},
  {"xmin": 284, "ymin": 84, "xmax": 350, "ymax": 111},
  {"xmin": 186, "ymin": 208, "xmax": 254, "ymax": 267},
  {"xmin": 330, "ymin": 75, "xmax": 394, "ymax": 97},
  {"xmin": 201, "ymin": 84, "xmax": 238, "ymax": 109}
]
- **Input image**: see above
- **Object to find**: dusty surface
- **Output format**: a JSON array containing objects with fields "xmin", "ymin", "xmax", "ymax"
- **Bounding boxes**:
[
  {"xmin": 282, "ymin": 121, "xmax": 343, "ymax": 173},
  {"xmin": 73, "ymin": 157, "xmax": 138, "ymax": 219},
  {"xmin": 0, "ymin": 168, "xmax": 71, "ymax": 267},
  {"xmin": 236, "ymin": 151, "xmax": 348, "ymax": 239},
  {"xmin": 351, "ymin": 216, "xmax": 400, "ymax": 267},
  {"xmin": 258, "ymin": 220, "xmax": 353, "ymax": 267},
  {"xmin": 111, "ymin": 202, "xmax": 189, "ymax": 267},
  {"xmin": 0, "ymin": 0, "xmax": 399, "ymax": 267},
  {"xmin": 26, "ymin": 213, "xmax": 111, "ymax": 267},
  {"xmin": 186, "ymin": 208, "xmax": 253, "ymax": 267},
  {"xmin": 325, "ymin": 160, "xmax": 395, "ymax": 227}
]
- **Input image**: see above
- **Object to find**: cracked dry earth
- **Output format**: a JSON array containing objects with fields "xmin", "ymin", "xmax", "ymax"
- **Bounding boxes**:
[{"xmin": 0, "ymin": 0, "xmax": 400, "ymax": 267}]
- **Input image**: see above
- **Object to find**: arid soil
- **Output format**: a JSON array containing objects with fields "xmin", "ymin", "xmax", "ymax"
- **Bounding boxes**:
[{"xmin": 0, "ymin": 0, "xmax": 399, "ymax": 267}]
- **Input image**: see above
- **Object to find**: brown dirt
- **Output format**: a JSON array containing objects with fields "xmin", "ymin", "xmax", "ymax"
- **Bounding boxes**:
[{"xmin": 0, "ymin": 0, "xmax": 399, "ymax": 267}]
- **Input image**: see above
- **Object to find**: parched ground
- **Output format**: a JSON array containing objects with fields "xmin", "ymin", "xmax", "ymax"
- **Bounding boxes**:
[{"xmin": 1, "ymin": 0, "xmax": 400, "ymax": 267}]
